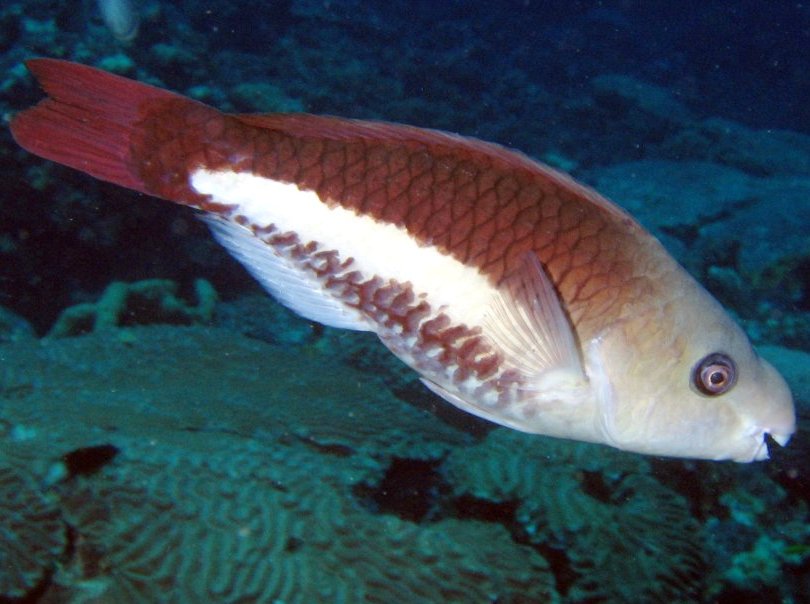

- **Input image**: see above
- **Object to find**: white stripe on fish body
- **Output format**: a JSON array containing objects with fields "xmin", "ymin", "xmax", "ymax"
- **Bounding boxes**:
[
  {"xmin": 190, "ymin": 168, "xmax": 494, "ymax": 326},
  {"xmin": 189, "ymin": 167, "xmax": 594, "ymax": 439}
]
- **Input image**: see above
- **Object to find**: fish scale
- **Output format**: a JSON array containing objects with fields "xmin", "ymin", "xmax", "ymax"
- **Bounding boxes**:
[{"xmin": 10, "ymin": 59, "xmax": 795, "ymax": 461}]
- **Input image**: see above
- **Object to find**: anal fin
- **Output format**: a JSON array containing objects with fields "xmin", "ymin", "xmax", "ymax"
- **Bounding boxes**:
[{"xmin": 419, "ymin": 377, "xmax": 536, "ymax": 432}]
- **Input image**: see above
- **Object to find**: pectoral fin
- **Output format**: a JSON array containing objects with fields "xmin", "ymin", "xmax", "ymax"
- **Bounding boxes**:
[
  {"xmin": 419, "ymin": 253, "xmax": 588, "ymax": 434},
  {"xmin": 483, "ymin": 252, "xmax": 585, "ymax": 387}
]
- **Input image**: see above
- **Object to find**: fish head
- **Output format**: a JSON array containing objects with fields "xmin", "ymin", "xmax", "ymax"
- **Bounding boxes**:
[{"xmin": 589, "ymin": 275, "xmax": 795, "ymax": 462}]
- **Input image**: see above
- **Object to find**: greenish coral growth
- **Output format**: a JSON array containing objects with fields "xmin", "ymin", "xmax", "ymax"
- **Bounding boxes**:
[
  {"xmin": 48, "ymin": 278, "xmax": 217, "ymax": 337},
  {"xmin": 725, "ymin": 520, "xmax": 810, "ymax": 590}
]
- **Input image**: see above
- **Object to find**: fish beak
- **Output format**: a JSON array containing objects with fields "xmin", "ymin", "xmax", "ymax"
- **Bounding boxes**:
[
  {"xmin": 744, "ymin": 426, "xmax": 793, "ymax": 462},
  {"xmin": 764, "ymin": 431, "xmax": 793, "ymax": 460},
  {"xmin": 769, "ymin": 431, "xmax": 792, "ymax": 447},
  {"xmin": 751, "ymin": 431, "xmax": 793, "ymax": 462}
]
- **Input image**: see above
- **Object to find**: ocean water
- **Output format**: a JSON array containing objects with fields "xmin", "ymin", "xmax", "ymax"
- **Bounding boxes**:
[{"xmin": 0, "ymin": 1, "xmax": 808, "ymax": 602}]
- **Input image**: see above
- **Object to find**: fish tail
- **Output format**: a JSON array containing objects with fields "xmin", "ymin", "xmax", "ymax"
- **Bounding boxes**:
[{"xmin": 10, "ymin": 59, "xmax": 219, "ymax": 203}]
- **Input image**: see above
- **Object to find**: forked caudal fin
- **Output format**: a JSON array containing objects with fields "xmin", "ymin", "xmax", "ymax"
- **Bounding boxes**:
[{"xmin": 9, "ymin": 59, "xmax": 207, "ymax": 197}]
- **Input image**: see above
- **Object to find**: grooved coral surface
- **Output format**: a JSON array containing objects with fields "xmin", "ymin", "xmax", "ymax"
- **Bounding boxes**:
[
  {"xmin": 0, "ymin": 463, "xmax": 66, "ymax": 600},
  {"xmin": 444, "ymin": 428, "xmax": 706, "ymax": 602},
  {"xmin": 46, "ymin": 437, "xmax": 556, "ymax": 603},
  {"xmin": 3, "ymin": 324, "xmax": 796, "ymax": 603},
  {"xmin": 0, "ymin": 326, "xmax": 556, "ymax": 603}
]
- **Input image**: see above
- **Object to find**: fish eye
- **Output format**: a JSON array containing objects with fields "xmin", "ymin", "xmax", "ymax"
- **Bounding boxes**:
[{"xmin": 693, "ymin": 353, "xmax": 737, "ymax": 396}]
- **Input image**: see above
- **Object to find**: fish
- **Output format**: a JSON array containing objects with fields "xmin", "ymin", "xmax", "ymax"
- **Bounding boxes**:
[{"xmin": 9, "ymin": 59, "xmax": 795, "ymax": 462}]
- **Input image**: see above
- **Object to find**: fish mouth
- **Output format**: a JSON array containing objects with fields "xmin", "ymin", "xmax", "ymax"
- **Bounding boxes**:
[{"xmin": 749, "ymin": 430, "xmax": 793, "ymax": 462}]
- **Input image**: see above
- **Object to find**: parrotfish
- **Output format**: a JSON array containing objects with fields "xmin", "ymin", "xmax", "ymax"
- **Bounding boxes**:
[{"xmin": 10, "ymin": 59, "xmax": 795, "ymax": 462}]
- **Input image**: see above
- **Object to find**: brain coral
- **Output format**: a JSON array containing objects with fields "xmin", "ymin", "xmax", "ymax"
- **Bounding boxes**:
[
  {"xmin": 443, "ymin": 428, "xmax": 706, "ymax": 603},
  {"xmin": 46, "ymin": 436, "xmax": 556, "ymax": 602},
  {"xmin": 0, "ymin": 462, "xmax": 65, "ymax": 600},
  {"xmin": 0, "ymin": 325, "xmax": 557, "ymax": 602}
]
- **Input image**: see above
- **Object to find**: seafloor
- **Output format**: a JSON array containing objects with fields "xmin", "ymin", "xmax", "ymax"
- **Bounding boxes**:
[{"xmin": 0, "ymin": 1, "xmax": 808, "ymax": 602}]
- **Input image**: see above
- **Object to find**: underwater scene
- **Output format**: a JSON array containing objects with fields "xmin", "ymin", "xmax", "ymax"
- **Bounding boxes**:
[{"xmin": 0, "ymin": 0, "xmax": 809, "ymax": 602}]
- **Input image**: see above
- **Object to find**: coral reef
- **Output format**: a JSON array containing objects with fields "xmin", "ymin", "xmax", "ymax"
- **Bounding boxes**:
[
  {"xmin": 0, "ymin": 463, "xmax": 65, "ymax": 600},
  {"xmin": 0, "ymin": 326, "xmax": 556, "ymax": 602},
  {"xmin": 725, "ymin": 528, "xmax": 810, "ymax": 590},
  {"xmin": 702, "ymin": 470, "xmax": 810, "ymax": 601},
  {"xmin": 45, "ymin": 437, "xmax": 556, "ymax": 603},
  {"xmin": 444, "ymin": 429, "xmax": 706, "ymax": 602},
  {"xmin": 0, "ymin": 327, "xmax": 805, "ymax": 602},
  {"xmin": 229, "ymin": 81, "xmax": 305, "ymax": 113},
  {"xmin": 213, "ymin": 293, "xmax": 319, "ymax": 346},
  {"xmin": 48, "ymin": 278, "xmax": 217, "ymax": 337},
  {"xmin": 0, "ymin": 304, "xmax": 34, "ymax": 342}
]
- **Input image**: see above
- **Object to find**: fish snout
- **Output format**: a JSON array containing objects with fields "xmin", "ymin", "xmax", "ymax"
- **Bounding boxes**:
[{"xmin": 744, "ymin": 358, "xmax": 796, "ymax": 461}]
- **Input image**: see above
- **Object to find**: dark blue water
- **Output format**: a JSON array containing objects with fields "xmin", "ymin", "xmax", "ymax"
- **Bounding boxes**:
[{"xmin": 0, "ymin": 1, "xmax": 808, "ymax": 602}]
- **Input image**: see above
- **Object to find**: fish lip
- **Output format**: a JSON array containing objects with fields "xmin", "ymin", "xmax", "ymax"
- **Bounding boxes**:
[{"xmin": 750, "ymin": 435, "xmax": 769, "ymax": 461}]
